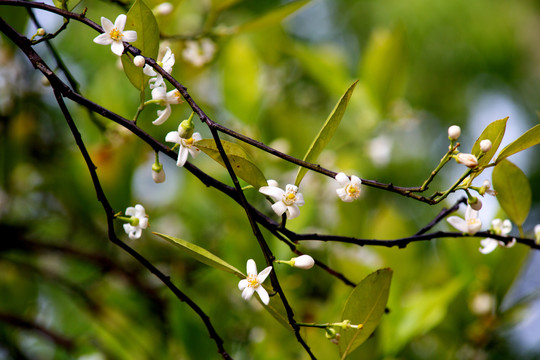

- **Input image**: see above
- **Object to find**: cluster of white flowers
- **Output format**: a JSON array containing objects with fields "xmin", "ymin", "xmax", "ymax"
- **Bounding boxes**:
[{"xmin": 182, "ymin": 39, "xmax": 216, "ymax": 67}]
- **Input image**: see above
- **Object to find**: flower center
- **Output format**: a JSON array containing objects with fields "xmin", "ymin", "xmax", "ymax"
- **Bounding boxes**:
[
  {"xmin": 345, "ymin": 184, "xmax": 359, "ymax": 198},
  {"xmin": 109, "ymin": 28, "xmax": 123, "ymax": 41},
  {"xmin": 182, "ymin": 137, "xmax": 194, "ymax": 147},
  {"xmin": 173, "ymin": 90, "xmax": 182, "ymax": 102},
  {"xmin": 283, "ymin": 192, "xmax": 297, "ymax": 206},
  {"xmin": 247, "ymin": 274, "xmax": 259, "ymax": 288}
]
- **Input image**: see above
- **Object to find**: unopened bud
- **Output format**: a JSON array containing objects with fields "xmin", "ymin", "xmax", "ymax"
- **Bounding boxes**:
[
  {"xmin": 178, "ymin": 114, "xmax": 195, "ymax": 139},
  {"xmin": 152, "ymin": 162, "xmax": 166, "ymax": 183},
  {"xmin": 36, "ymin": 28, "xmax": 45, "ymax": 36},
  {"xmin": 448, "ymin": 125, "xmax": 461, "ymax": 140},
  {"xmin": 291, "ymin": 255, "xmax": 315, "ymax": 270},
  {"xmin": 456, "ymin": 153, "xmax": 478, "ymax": 168},
  {"xmin": 535, "ymin": 224, "xmax": 540, "ymax": 245},
  {"xmin": 41, "ymin": 76, "xmax": 50, "ymax": 87},
  {"xmin": 133, "ymin": 55, "xmax": 145, "ymax": 68},
  {"xmin": 479, "ymin": 139, "xmax": 492, "ymax": 153},
  {"xmin": 469, "ymin": 197, "xmax": 482, "ymax": 211},
  {"xmin": 154, "ymin": 2, "xmax": 174, "ymax": 16}
]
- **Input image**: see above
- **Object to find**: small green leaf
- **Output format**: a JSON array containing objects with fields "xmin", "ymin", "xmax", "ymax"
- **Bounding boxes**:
[
  {"xmin": 235, "ymin": 0, "xmax": 311, "ymax": 33},
  {"xmin": 492, "ymin": 159, "xmax": 531, "ymax": 226},
  {"xmin": 339, "ymin": 268, "xmax": 392, "ymax": 359},
  {"xmin": 153, "ymin": 232, "xmax": 245, "ymax": 278},
  {"xmin": 295, "ymin": 81, "xmax": 358, "ymax": 186},
  {"xmin": 121, "ymin": 0, "xmax": 160, "ymax": 91},
  {"xmin": 495, "ymin": 123, "xmax": 540, "ymax": 164},
  {"xmin": 53, "ymin": 0, "xmax": 80, "ymax": 10},
  {"xmin": 470, "ymin": 117, "xmax": 508, "ymax": 178},
  {"xmin": 194, "ymin": 139, "xmax": 268, "ymax": 189}
]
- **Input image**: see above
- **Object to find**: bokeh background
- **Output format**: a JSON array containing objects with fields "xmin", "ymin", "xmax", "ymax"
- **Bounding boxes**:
[{"xmin": 1, "ymin": 0, "xmax": 540, "ymax": 358}]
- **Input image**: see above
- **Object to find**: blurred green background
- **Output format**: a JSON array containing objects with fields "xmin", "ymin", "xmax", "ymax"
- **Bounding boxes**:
[{"xmin": 1, "ymin": 0, "xmax": 540, "ymax": 358}]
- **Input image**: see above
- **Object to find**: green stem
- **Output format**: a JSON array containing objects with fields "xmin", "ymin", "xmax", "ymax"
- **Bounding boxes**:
[
  {"xmin": 420, "ymin": 143, "xmax": 457, "ymax": 191},
  {"xmin": 432, "ymin": 169, "xmax": 473, "ymax": 203},
  {"xmin": 133, "ymin": 90, "xmax": 147, "ymax": 123}
]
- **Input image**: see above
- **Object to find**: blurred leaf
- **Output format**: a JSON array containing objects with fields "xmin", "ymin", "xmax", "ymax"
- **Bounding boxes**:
[
  {"xmin": 235, "ymin": 0, "xmax": 311, "ymax": 33},
  {"xmin": 194, "ymin": 138, "xmax": 267, "ymax": 188},
  {"xmin": 339, "ymin": 268, "xmax": 392, "ymax": 358},
  {"xmin": 360, "ymin": 26, "xmax": 407, "ymax": 113},
  {"xmin": 470, "ymin": 117, "xmax": 508, "ymax": 178},
  {"xmin": 495, "ymin": 123, "xmax": 540, "ymax": 164},
  {"xmin": 154, "ymin": 232, "xmax": 245, "ymax": 278},
  {"xmin": 295, "ymin": 81, "xmax": 358, "ymax": 186},
  {"xmin": 52, "ymin": 0, "xmax": 80, "ymax": 10},
  {"xmin": 221, "ymin": 37, "xmax": 261, "ymax": 124},
  {"xmin": 492, "ymin": 159, "xmax": 531, "ymax": 226},
  {"xmin": 121, "ymin": 0, "xmax": 160, "ymax": 91},
  {"xmin": 262, "ymin": 293, "xmax": 292, "ymax": 330}
]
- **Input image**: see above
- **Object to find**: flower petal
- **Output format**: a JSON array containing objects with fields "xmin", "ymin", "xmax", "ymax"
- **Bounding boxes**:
[
  {"xmin": 336, "ymin": 188, "xmax": 348, "ymax": 201},
  {"xmin": 176, "ymin": 145, "xmax": 189, "ymax": 167},
  {"xmin": 153, "ymin": 105, "xmax": 171, "ymax": 125},
  {"xmin": 122, "ymin": 30, "xmax": 137, "ymax": 43},
  {"xmin": 93, "ymin": 33, "xmax": 113, "ymax": 45},
  {"xmin": 479, "ymin": 238, "xmax": 498, "ymax": 254},
  {"xmin": 271, "ymin": 201, "xmax": 288, "ymax": 217},
  {"xmin": 100, "ymin": 17, "xmax": 114, "ymax": 33},
  {"xmin": 465, "ymin": 205, "xmax": 478, "ymax": 221},
  {"xmin": 447, "ymin": 216, "xmax": 468, "ymax": 233},
  {"xmin": 165, "ymin": 131, "xmax": 181, "ymax": 144},
  {"xmin": 335, "ymin": 172, "xmax": 350, "ymax": 186},
  {"xmin": 255, "ymin": 286, "xmax": 270, "ymax": 305},
  {"xmin": 143, "ymin": 65, "xmax": 157, "ymax": 77},
  {"xmin": 286, "ymin": 204, "xmax": 300, "ymax": 219},
  {"xmin": 246, "ymin": 259, "xmax": 257, "ymax": 276},
  {"xmin": 467, "ymin": 219, "xmax": 482, "ymax": 235},
  {"xmin": 501, "ymin": 220, "xmax": 512, "ymax": 235},
  {"xmin": 110, "ymin": 41, "xmax": 125, "ymax": 56},
  {"xmin": 238, "ymin": 279, "xmax": 248, "ymax": 290},
  {"xmin": 242, "ymin": 286, "xmax": 255, "ymax": 301},
  {"xmin": 125, "ymin": 206, "xmax": 136, "ymax": 216},
  {"xmin": 257, "ymin": 266, "xmax": 272, "ymax": 283},
  {"xmin": 294, "ymin": 193, "xmax": 305, "ymax": 206},
  {"xmin": 114, "ymin": 14, "xmax": 127, "ymax": 32},
  {"xmin": 259, "ymin": 186, "xmax": 284, "ymax": 202},
  {"xmin": 123, "ymin": 223, "xmax": 133, "ymax": 234}
]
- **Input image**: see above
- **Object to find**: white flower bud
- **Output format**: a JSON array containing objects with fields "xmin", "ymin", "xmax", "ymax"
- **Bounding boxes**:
[
  {"xmin": 456, "ymin": 153, "xmax": 478, "ymax": 168},
  {"xmin": 448, "ymin": 125, "xmax": 461, "ymax": 140},
  {"xmin": 291, "ymin": 255, "xmax": 315, "ymax": 270},
  {"xmin": 535, "ymin": 224, "xmax": 540, "ymax": 245},
  {"xmin": 36, "ymin": 28, "xmax": 46, "ymax": 36},
  {"xmin": 152, "ymin": 163, "xmax": 166, "ymax": 183},
  {"xmin": 154, "ymin": 2, "xmax": 174, "ymax": 16},
  {"xmin": 479, "ymin": 139, "xmax": 492, "ymax": 153},
  {"xmin": 133, "ymin": 55, "xmax": 146, "ymax": 68},
  {"xmin": 469, "ymin": 197, "xmax": 482, "ymax": 211}
]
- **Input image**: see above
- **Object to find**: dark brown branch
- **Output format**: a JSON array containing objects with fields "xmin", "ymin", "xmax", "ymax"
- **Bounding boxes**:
[{"xmin": 415, "ymin": 197, "xmax": 468, "ymax": 235}]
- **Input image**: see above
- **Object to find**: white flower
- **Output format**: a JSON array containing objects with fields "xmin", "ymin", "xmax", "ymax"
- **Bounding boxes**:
[
  {"xmin": 455, "ymin": 153, "xmax": 478, "ymax": 168},
  {"xmin": 482, "ymin": 180, "xmax": 497, "ymax": 196},
  {"xmin": 165, "ymin": 129, "xmax": 202, "ymax": 167},
  {"xmin": 259, "ymin": 181, "xmax": 305, "ymax": 219},
  {"xmin": 93, "ymin": 15, "xmax": 137, "ymax": 56},
  {"xmin": 150, "ymin": 86, "xmax": 183, "ymax": 125},
  {"xmin": 133, "ymin": 55, "xmax": 145, "ymax": 67},
  {"xmin": 123, "ymin": 204, "xmax": 148, "ymax": 239},
  {"xmin": 238, "ymin": 259, "xmax": 272, "ymax": 305},
  {"xmin": 479, "ymin": 219, "xmax": 513, "ymax": 254},
  {"xmin": 182, "ymin": 39, "xmax": 216, "ymax": 67},
  {"xmin": 335, "ymin": 172, "xmax": 362, "ymax": 202},
  {"xmin": 291, "ymin": 255, "xmax": 315, "ymax": 269},
  {"xmin": 448, "ymin": 125, "xmax": 461, "ymax": 140},
  {"xmin": 447, "ymin": 205, "xmax": 482, "ymax": 235},
  {"xmin": 480, "ymin": 139, "xmax": 492, "ymax": 153},
  {"xmin": 144, "ymin": 47, "xmax": 175, "ymax": 78},
  {"xmin": 154, "ymin": 2, "xmax": 174, "ymax": 16}
]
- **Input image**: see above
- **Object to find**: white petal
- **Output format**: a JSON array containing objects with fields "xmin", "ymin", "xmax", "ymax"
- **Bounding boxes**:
[
  {"xmin": 192, "ymin": 132, "xmax": 202, "ymax": 142},
  {"xmin": 286, "ymin": 204, "xmax": 300, "ymax": 219},
  {"xmin": 479, "ymin": 238, "xmax": 498, "ymax": 254},
  {"xmin": 255, "ymin": 287, "xmax": 270, "ymax": 305},
  {"xmin": 238, "ymin": 279, "xmax": 248, "ymax": 290},
  {"xmin": 467, "ymin": 219, "xmax": 482, "ymax": 235},
  {"xmin": 188, "ymin": 147, "xmax": 200, "ymax": 159},
  {"xmin": 151, "ymin": 86, "xmax": 166, "ymax": 101},
  {"xmin": 122, "ymin": 30, "xmax": 137, "ymax": 43},
  {"xmin": 501, "ymin": 220, "xmax": 512, "ymax": 235},
  {"xmin": 246, "ymin": 259, "xmax": 257, "ymax": 276},
  {"xmin": 242, "ymin": 287, "xmax": 255, "ymax": 301},
  {"xmin": 111, "ymin": 41, "xmax": 124, "ymax": 56},
  {"xmin": 271, "ymin": 201, "xmax": 288, "ymax": 216},
  {"xmin": 125, "ymin": 206, "xmax": 136, "ymax": 216},
  {"xmin": 114, "ymin": 14, "xmax": 127, "ymax": 32},
  {"xmin": 259, "ymin": 186, "xmax": 284, "ymax": 202},
  {"xmin": 101, "ymin": 17, "xmax": 114, "ymax": 33},
  {"xmin": 465, "ymin": 205, "xmax": 478, "ymax": 221},
  {"xmin": 336, "ymin": 188, "xmax": 348, "ymax": 201},
  {"xmin": 123, "ymin": 223, "xmax": 133, "ymax": 234},
  {"xmin": 294, "ymin": 193, "xmax": 305, "ymax": 206},
  {"xmin": 143, "ymin": 65, "xmax": 157, "ymax": 77},
  {"xmin": 350, "ymin": 175, "xmax": 362, "ymax": 186},
  {"xmin": 134, "ymin": 204, "xmax": 145, "ymax": 215},
  {"xmin": 93, "ymin": 33, "xmax": 112, "ymax": 45},
  {"xmin": 176, "ymin": 146, "xmax": 189, "ymax": 167},
  {"xmin": 335, "ymin": 172, "xmax": 350, "ymax": 186},
  {"xmin": 153, "ymin": 105, "xmax": 171, "ymax": 125},
  {"xmin": 129, "ymin": 228, "xmax": 142, "ymax": 239},
  {"xmin": 447, "ymin": 216, "xmax": 468, "ymax": 233},
  {"xmin": 138, "ymin": 218, "xmax": 149, "ymax": 229},
  {"xmin": 165, "ymin": 131, "xmax": 181, "ymax": 144},
  {"xmin": 257, "ymin": 266, "xmax": 272, "ymax": 283},
  {"xmin": 267, "ymin": 179, "xmax": 279, "ymax": 187}
]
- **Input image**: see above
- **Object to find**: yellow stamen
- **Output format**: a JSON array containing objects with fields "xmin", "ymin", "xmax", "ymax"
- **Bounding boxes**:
[
  {"xmin": 247, "ymin": 275, "xmax": 259, "ymax": 288},
  {"xmin": 110, "ymin": 28, "xmax": 123, "ymax": 41}
]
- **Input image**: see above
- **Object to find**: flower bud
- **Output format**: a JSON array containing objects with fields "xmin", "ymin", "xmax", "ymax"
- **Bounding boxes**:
[
  {"xmin": 152, "ymin": 162, "xmax": 166, "ymax": 183},
  {"xmin": 535, "ymin": 224, "xmax": 540, "ymax": 245},
  {"xmin": 448, "ymin": 125, "xmax": 461, "ymax": 140},
  {"xmin": 291, "ymin": 255, "xmax": 315, "ymax": 270},
  {"xmin": 154, "ymin": 2, "xmax": 174, "ymax": 16},
  {"xmin": 456, "ymin": 153, "xmax": 478, "ymax": 168},
  {"xmin": 479, "ymin": 139, "xmax": 492, "ymax": 153},
  {"xmin": 41, "ymin": 76, "xmax": 50, "ymax": 87},
  {"xmin": 468, "ymin": 197, "xmax": 482, "ymax": 211},
  {"xmin": 178, "ymin": 117, "xmax": 195, "ymax": 139},
  {"xmin": 133, "ymin": 55, "xmax": 146, "ymax": 68},
  {"xmin": 37, "ymin": 28, "xmax": 46, "ymax": 36}
]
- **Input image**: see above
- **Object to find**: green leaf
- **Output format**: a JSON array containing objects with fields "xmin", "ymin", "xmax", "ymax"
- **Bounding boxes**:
[
  {"xmin": 221, "ymin": 37, "xmax": 261, "ymax": 124},
  {"xmin": 470, "ymin": 117, "xmax": 508, "ymax": 178},
  {"xmin": 153, "ymin": 232, "xmax": 245, "ymax": 278},
  {"xmin": 492, "ymin": 159, "xmax": 531, "ymax": 226},
  {"xmin": 53, "ymin": 0, "xmax": 80, "ymax": 10},
  {"xmin": 339, "ymin": 268, "xmax": 392, "ymax": 359},
  {"xmin": 495, "ymin": 123, "xmax": 540, "ymax": 164},
  {"xmin": 295, "ymin": 81, "xmax": 358, "ymax": 186},
  {"xmin": 235, "ymin": 0, "xmax": 311, "ymax": 33},
  {"xmin": 360, "ymin": 26, "xmax": 407, "ymax": 113},
  {"xmin": 194, "ymin": 139, "xmax": 268, "ymax": 188},
  {"xmin": 121, "ymin": 0, "xmax": 160, "ymax": 91}
]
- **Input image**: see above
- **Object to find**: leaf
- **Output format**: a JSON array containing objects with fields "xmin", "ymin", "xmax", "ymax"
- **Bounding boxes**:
[
  {"xmin": 153, "ymin": 232, "xmax": 245, "ymax": 278},
  {"xmin": 360, "ymin": 26, "xmax": 407, "ymax": 113},
  {"xmin": 492, "ymin": 159, "xmax": 531, "ymax": 226},
  {"xmin": 495, "ymin": 123, "xmax": 540, "ymax": 164},
  {"xmin": 221, "ymin": 37, "xmax": 261, "ymax": 124},
  {"xmin": 194, "ymin": 139, "xmax": 268, "ymax": 188},
  {"xmin": 53, "ymin": 0, "xmax": 80, "ymax": 10},
  {"xmin": 470, "ymin": 117, "xmax": 508, "ymax": 178},
  {"xmin": 339, "ymin": 268, "xmax": 392, "ymax": 359},
  {"xmin": 235, "ymin": 0, "xmax": 311, "ymax": 33},
  {"xmin": 121, "ymin": 0, "xmax": 160, "ymax": 91},
  {"xmin": 295, "ymin": 81, "xmax": 358, "ymax": 186}
]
